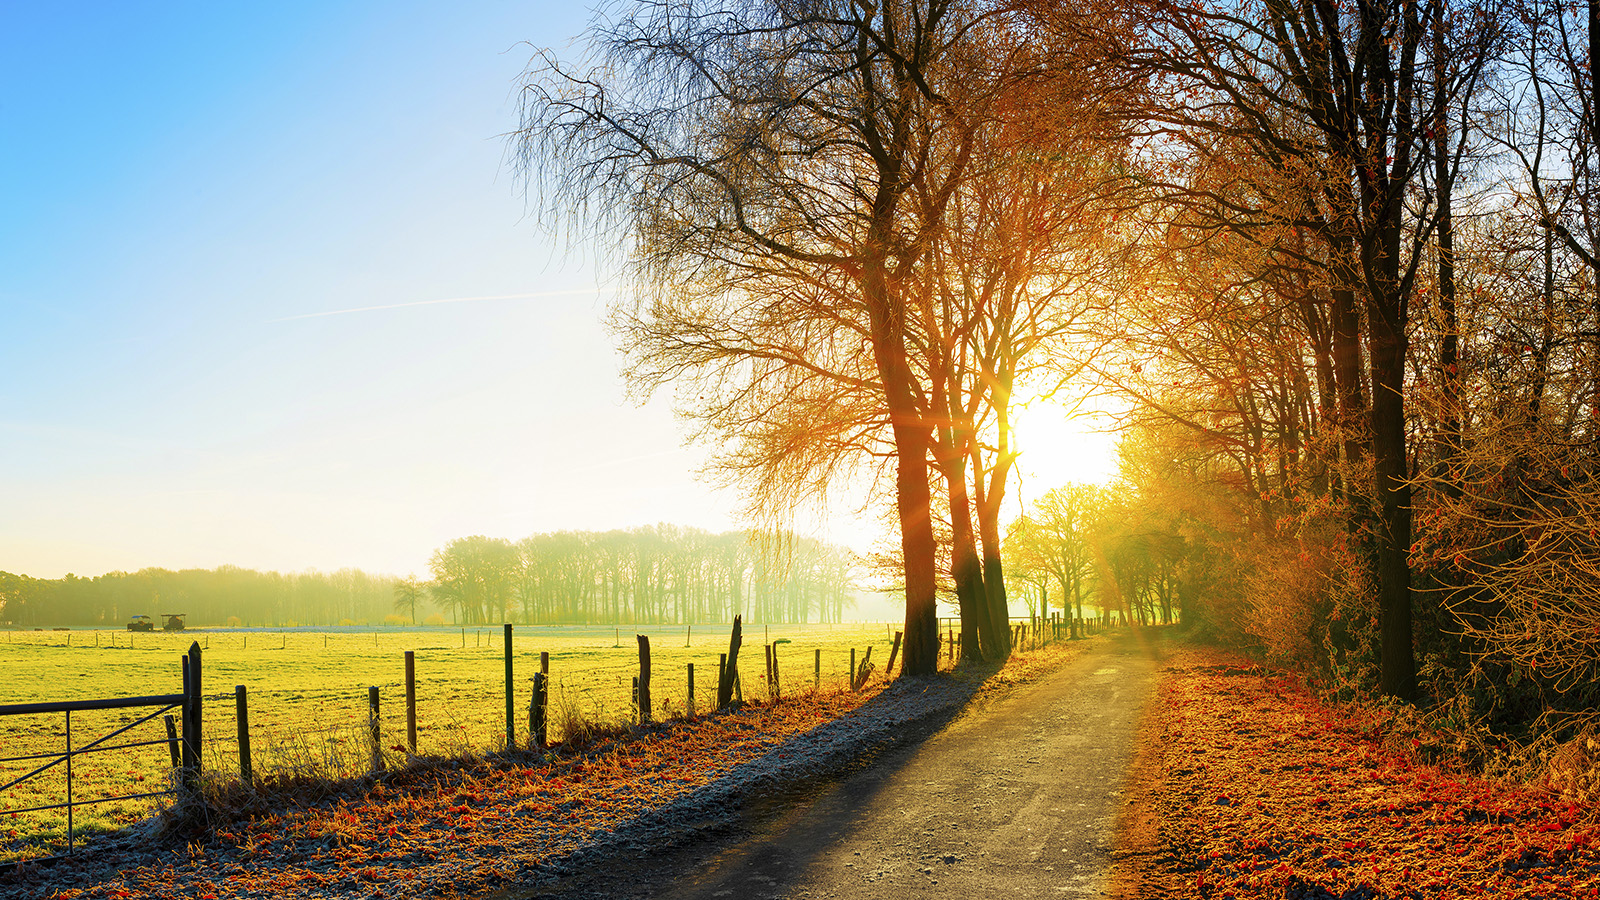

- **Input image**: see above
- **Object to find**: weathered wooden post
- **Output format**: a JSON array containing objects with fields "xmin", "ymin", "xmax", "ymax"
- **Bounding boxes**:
[
  {"xmin": 716, "ymin": 616, "xmax": 743, "ymax": 710},
  {"xmin": 530, "ymin": 672, "xmax": 548, "ymax": 748},
  {"xmin": 163, "ymin": 715, "xmax": 181, "ymax": 770},
  {"xmin": 636, "ymin": 634, "xmax": 652, "ymax": 725},
  {"xmin": 770, "ymin": 644, "xmax": 780, "ymax": 698},
  {"xmin": 404, "ymin": 650, "xmax": 417, "ymax": 755},
  {"xmin": 530, "ymin": 650, "xmax": 550, "ymax": 749},
  {"xmin": 853, "ymin": 647, "xmax": 874, "ymax": 690},
  {"xmin": 368, "ymin": 686, "xmax": 383, "ymax": 773},
  {"xmin": 885, "ymin": 631, "xmax": 903, "ymax": 678},
  {"xmin": 181, "ymin": 642, "xmax": 202, "ymax": 791},
  {"xmin": 849, "ymin": 648, "xmax": 856, "ymax": 689},
  {"xmin": 235, "ymin": 685, "xmax": 253, "ymax": 787},
  {"xmin": 503, "ymin": 623, "xmax": 514, "ymax": 749},
  {"xmin": 814, "ymin": 648, "xmax": 821, "ymax": 688},
  {"xmin": 686, "ymin": 662, "xmax": 696, "ymax": 718},
  {"xmin": 764, "ymin": 644, "xmax": 774, "ymax": 699}
]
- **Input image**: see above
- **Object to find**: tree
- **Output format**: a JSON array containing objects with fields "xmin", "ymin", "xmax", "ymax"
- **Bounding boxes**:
[
  {"xmin": 1070, "ymin": 0, "xmax": 1496, "ymax": 697},
  {"xmin": 392, "ymin": 575, "xmax": 426, "ymax": 625},
  {"xmin": 428, "ymin": 536, "xmax": 518, "ymax": 625},
  {"xmin": 515, "ymin": 0, "xmax": 1034, "ymax": 674},
  {"xmin": 1034, "ymin": 484, "xmax": 1102, "ymax": 636}
]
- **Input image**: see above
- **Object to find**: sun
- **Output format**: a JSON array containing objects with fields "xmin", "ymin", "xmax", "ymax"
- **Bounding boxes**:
[{"xmin": 1006, "ymin": 393, "xmax": 1122, "ymax": 497}]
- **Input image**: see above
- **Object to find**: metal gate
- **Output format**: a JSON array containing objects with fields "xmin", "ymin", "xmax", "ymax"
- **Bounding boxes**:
[{"xmin": 0, "ymin": 641, "xmax": 202, "ymax": 859}]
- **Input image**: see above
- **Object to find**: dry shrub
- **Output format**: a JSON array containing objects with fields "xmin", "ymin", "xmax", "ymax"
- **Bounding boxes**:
[
  {"xmin": 1545, "ymin": 729, "xmax": 1600, "ymax": 805},
  {"xmin": 549, "ymin": 683, "xmax": 630, "ymax": 752},
  {"xmin": 1241, "ymin": 542, "xmax": 1331, "ymax": 668}
]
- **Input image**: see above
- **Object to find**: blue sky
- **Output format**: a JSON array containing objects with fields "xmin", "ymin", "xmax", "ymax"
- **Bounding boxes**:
[
  {"xmin": 0, "ymin": 1, "xmax": 1115, "ymax": 584},
  {"xmin": 0, "ymin": 1, "xmax": 740, "ymax": 579}
]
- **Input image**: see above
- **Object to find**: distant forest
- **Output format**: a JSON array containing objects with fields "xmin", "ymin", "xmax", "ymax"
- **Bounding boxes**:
[
  {"xmin": 0, "ymin": 526, "xmax": 858, "ymax": 627},
  {"xmin": 421, "ymin": 526, "xmax": 857, "ymax": 625}
]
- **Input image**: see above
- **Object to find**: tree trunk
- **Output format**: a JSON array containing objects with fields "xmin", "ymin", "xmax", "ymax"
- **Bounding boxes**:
[
  {"xmin": 892, "ymin": 420, "xmax": 940, "ymax": 676},
  {"xmin": 946, "ymin": 458, "xmax": 989, "ymax": 664},
  {"xmin": 1434, "ymin": 10, "xmax": 1461, "ymax": 482},
  {"xmin": 866, "ymin": 256, "xmax": 939, "ymax": 676},
  {"xmin": 1370, "ymin": 316, "xmax": 1415, "ymax": 699},
  {"xmin": 971, "ymin": 436, "xmax": 1013, "ymax": 659}
]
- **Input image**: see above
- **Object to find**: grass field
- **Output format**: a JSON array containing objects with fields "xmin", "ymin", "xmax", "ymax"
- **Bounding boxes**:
[{"xmin": 0, "ymin": 621, "xmax": 912, "ymax": 859}]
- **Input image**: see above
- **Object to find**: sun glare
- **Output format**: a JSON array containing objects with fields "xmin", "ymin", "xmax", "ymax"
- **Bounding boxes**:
[{"xmin": 1007, "ymin": 394, "xmax": 1121, "ymax": 499}]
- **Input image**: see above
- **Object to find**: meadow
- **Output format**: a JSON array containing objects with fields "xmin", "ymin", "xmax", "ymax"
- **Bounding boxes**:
[{"xmin": 0, "ymin": 621, "xmax": 909, "ymax": 859}]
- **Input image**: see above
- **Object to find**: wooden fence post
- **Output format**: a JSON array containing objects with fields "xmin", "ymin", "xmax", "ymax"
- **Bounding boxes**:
[
  {"xmin": 504, "ymin": 623, "xmax": 514, "ymax": 749},
  {"xmin": 235, "ymin": 685, "xmax": 253, "ymax": 788},
  {"xmin": 368, "ymin": 686, "xmax": 383, "ymax": 773},
  {"xmin": 181, "ymin": 642, "xmax": 201, "ymax": 792},
  {"xmin": 770, "ymin": 644, "xmax": 780, "ymax": 698},
  {"xmin": 686, "ymin": 663, "xmax": 695, "ymax": 718},
  {"xmin": 636, "ymin": 634, "xmax": 652, "ymax": 725},
  {"xmin": 163, "ymin": 715, "xmax": 181, "ymax": 770},
  {"xmin": 852, "ymin": 646, "xmax": 874, "ymax": 691},
  {"xmin": 541, "ymin": 651, "xmax": 550, "ymax": 677},
  {"xmin": 530, "ymin": 672, "xmax": 548, "ymax": 749},
  {"xmin": 717, "ymin": 616, "xmax": 742, "ymax": 710},
  {"xmin": 849, "ymin": 648, "xmax": 856, "ymax": 689},
  {"xmin": 764, "ymin": 644, "xmax": 774, "ymax": 699},
  {"xmin": 885, "ymin": 631, "xmax": 903, "ymax": 679},
  {"xmin": 814, "ymin": 648, "xmax": 821, "ymax": 688},
  {"xmin": 404, "ymin": 650, "xmax": 417, "ymax": 755}
]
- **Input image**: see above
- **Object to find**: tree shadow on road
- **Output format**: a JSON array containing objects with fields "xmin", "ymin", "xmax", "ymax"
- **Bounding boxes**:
[{"xmin": 497, "ymin": 634, "xmax": 1152, "ymax": 899}]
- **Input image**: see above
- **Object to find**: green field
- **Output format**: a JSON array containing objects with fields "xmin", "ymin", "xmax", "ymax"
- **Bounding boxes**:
[{"xmin": 0, "ymin": 622, "xmax": 910, "ymax": 858}]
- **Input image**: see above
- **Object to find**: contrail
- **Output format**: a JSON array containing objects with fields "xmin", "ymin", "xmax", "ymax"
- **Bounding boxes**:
[
  {"xmin": 268, "ymin": 287, "xmax": 617, "ymax": 322},
  {"xmin": 567, "ymin": 447, "xmax": 693, "ymax": 475}
]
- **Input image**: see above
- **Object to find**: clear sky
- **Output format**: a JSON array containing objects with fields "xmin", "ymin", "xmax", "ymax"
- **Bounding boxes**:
[{"xmin": 0, "ymin": 1, "xmax": 1118, "ymax": 582}]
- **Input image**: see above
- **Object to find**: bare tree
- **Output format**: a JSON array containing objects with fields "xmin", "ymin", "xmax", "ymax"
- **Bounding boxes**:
[{"xmin": 513, "ymin": 0, "xmax": 1036, "ymax": 674}]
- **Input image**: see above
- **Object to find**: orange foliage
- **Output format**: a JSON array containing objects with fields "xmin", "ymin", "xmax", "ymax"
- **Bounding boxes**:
[{"xmin": 1118, "ymin": 651, "xmax": 1600, "ymax": 898}]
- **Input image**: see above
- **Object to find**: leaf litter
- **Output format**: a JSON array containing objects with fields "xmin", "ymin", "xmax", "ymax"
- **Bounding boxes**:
[{"xmin": 1115, "ymin": 648, "xmax": 1600, "ymax": 899}]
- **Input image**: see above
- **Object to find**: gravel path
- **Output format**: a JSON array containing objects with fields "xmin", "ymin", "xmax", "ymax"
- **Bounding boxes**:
[
  {"xmin": 510, "ymin": 667, "xmax": 989, "ymax": 892},
  {"xmin": 501, "ymin": 631, "xmax": 1163, "ymax": 899}
]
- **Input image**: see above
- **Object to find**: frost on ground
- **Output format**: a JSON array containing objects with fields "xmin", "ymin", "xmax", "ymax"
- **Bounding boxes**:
[
  {"xmin": 3, "ymin": 646, "xmax": 1071, "ymax": 900},
  {"xmin": 553, "ymin": 673, "xmax": 982, "ymax": 870}
]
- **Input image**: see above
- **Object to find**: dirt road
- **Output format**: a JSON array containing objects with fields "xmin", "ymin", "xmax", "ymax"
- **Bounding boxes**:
[{"xmin": 508, "ymin": 631, "xmax": 1165, "ymax": 900}]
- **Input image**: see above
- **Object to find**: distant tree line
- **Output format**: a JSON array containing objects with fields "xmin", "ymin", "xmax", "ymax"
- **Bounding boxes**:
[
  {"xmin": 0, "ymin": 566, "xmax": 394, "ymax": 628},
  {"xmin": 423, "ymin": 526, "xmax": 858, "ymax": 625},
  {"xmin": 1001, "ymin": 483, "xmax": 1189, "ymax": 632},
  {"xmin": 0, "ymin": 526, "xmax": 859, "ymax": 627}
]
